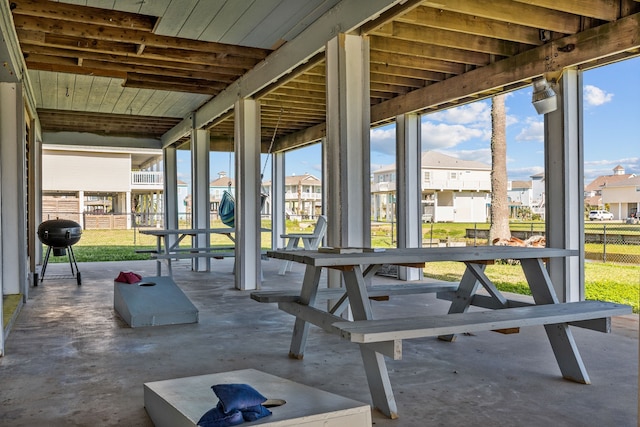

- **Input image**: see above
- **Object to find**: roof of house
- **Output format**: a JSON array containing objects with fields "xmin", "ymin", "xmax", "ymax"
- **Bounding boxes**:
[
  {"xmin": 284, "ymin": 173, "xmax": 321, "ymax": 185},
  {"xmin": 584, "ymin": 173, "xmax": 635, "ymax": 192},
  {"xmin": 421, "ymin": 151, "xmax": 490, "ymax": 170},
  {"xmin": 600, "ymin": 175, "xmax": 640, "ymax": 188},
  {"xmin": 584, "ymin": 195, "xmax": 602, "ymax": 206},
  {"xmin": 210, "ymin": 176, "xmax": 235, "ymax": 187},
  {"xmin": 262, "ymin": 173, "xmax": 321, "ymax": 186},
  {"xmin": 510, "ymin": 180, "xmax": 532, "ymax": 190},
  {"xmin": 373, "ymin": 151, "xmax": 490, "ymax": 174}
]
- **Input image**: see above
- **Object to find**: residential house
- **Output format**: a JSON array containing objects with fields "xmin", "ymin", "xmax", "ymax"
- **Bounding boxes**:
[
  {"xmin": 584, "ymin": 165, "xmax": 635, "ymax": 211},
  {"xmin": 371, "ymin": 151, "xmax": 491, "ymax": 223},
  {"xmin": 600, "ymin": 174, "xmax": 640, "ymax": 220},
  {"xmin": 262, "ymin": 173, "xmax": 323, "ymax": 220},
  {"xmin": 507, "ymin": 180, "xmax": 533, "ymax": 217},
  {"xmin": 507, "ymin": 173, "xmax": 546, "ymax": 219},
  {"xmin": 209, "ymin": 171, "xmax": 235, "ymax": 218},
  {"xmin": 42, "ymin": 145, "xmax": 163, "ymax": 229}
]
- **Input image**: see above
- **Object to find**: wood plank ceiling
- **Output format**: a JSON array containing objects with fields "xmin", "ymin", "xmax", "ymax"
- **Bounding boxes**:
[{"xmin": 10, "ymin": 0, "xmax": 640, "ymax": 147}]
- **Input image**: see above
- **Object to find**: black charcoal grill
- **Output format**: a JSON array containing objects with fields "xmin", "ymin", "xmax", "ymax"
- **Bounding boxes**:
[{"xmin": 37, "ymin": 219, "xmax": 82, "ymax": 285}]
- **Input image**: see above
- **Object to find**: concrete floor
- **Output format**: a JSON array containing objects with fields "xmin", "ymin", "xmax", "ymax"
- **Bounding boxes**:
[{"xmin": 1, "ymin": 258, "xmax": 637, "ymax": 426}]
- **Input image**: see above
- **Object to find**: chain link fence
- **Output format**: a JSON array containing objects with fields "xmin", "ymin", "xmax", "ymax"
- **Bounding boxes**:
[
  {"xmin": 584, "ymin": 223, "xmax": 640, "ymax": 264},
  {"xmin": 463, "ymin": 222, "xmax": 640, "ymax": 265}
]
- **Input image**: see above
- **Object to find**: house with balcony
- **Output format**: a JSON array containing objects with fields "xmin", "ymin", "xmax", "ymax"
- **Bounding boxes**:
[
  {"xmin": 262, "ymin": 173, "xmax": 323, "ymax": 220},
  {"xmin": 372, "ymin": 151, "xmax": 491, "ymax": 223},
  {"xmin": 42, "ymin": 145, "xmax": 164, "ymax": 229}
]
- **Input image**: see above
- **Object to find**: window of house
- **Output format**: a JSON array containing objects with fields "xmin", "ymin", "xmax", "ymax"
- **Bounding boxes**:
[{"xmin": 450, "ymin": 172, "xmax": 458, "ymax": 180}]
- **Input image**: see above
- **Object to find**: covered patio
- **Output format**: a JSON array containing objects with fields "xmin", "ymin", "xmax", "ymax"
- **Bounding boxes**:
[
  {"xmin": 1, "ymin": 1, "xmax": 639, "ymax": 424},
  {"xmin": 0, "ymin": 259, "xmax": 637, "ymax": 426}
]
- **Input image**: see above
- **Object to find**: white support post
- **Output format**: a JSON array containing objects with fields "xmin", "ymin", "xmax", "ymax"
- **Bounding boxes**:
[
  {"xmin": 544, "ymin": 68, "xmax": 584, "ymax": 302},
  {"xmin": 125, "ymin": 191, "xmax": 132, "ymax": 229},
  {"xmin": 191, "ymin": 128, "xmax": 211, "ymax": 272},
  {"xmin": 325, "ymin": 34, "xmax": 371, "ymax": 290},
  {"xmin": 78, "ymin": 190, "xmax": 85, "ymax": 228},
  {"xmin": 163, "ymin": 145, "xmax": 179, "ymax": 235},
  {"xmin": 396, "ymin": 113, "xmax": 422, "ymax": 281},
  {"xmin": 271, "ymin": 151, "xmax": 285, "ymax": 250},
  {"xmin": 0, "ymin": 83, "xmax": 27, "ymax": 300},
  {"xmin": 234, "ymin": 98, "xmax": 262, "ymax": 290},
  {"xmin": 28, "ymin": 118, "xmax": 42, "ymax": 280}
]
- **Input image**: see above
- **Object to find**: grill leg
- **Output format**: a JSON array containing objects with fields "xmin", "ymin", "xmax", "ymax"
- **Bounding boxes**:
[
  {"xmin": 39, "ymin": 246, "xmax": 53, "ymax": 284},
  {"xmin": 68, "ymin": 246, "xmax": 81, "ymax": 285}
]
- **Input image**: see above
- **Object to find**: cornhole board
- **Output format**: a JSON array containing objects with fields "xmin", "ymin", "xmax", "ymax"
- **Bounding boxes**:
[
  {"xmin": 144, "ymin": 369, "xmax": 371, "ymax": 427},
  {"xmin": 114, "ymin": 276, "xmax": 198, "ymax": 327}
]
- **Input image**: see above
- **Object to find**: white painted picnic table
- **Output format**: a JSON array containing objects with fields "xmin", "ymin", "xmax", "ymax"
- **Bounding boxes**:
[
  {"xmin": 257, "ymin": 246, "xmax": 632, "ymax": 419},
  {"xmin": 140, "ymin": 228, "xmax": 239, "ymax": 276}
]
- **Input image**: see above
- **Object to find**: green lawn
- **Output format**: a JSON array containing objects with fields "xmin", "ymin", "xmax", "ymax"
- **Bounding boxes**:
[
  {"xmin": 422, "ymin": 261, "xmax": 639, "ymax": 313},
  {"xmin": 50, "ymin": 224, "xmax": 640, "ymax": 313}
]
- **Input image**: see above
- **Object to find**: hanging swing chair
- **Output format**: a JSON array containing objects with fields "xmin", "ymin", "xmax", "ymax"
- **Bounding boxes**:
[
  {"xmin": 218, "ymin": 189, "xmax": 268, "ymax": 228},
  {"xmin": 218, "ymin": 109, "xmax": 281, "ymax": 228}
]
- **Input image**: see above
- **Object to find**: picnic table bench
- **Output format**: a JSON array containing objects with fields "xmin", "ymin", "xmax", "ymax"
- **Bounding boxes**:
[
  {"xmin": 253, "ymin": 246, "xmax": 633, "ymax": 419},
  {"xmin": 139, "ymin": 227, "xmax": 268, "ymax": 276}
]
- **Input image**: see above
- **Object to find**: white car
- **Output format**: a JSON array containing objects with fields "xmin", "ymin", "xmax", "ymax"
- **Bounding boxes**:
[{"xmin": 588, "ymin": 210, "xmax": 614, "ymax": 221}]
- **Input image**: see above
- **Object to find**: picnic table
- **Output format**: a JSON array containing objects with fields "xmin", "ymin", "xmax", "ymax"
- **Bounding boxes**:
[
  {"xmin": 252, "ymin": 246, "xmax": 632, "ymax": 419},
  {"xmin": 139, "ymin": 228, "xmax": 238, "ymax": 276}
]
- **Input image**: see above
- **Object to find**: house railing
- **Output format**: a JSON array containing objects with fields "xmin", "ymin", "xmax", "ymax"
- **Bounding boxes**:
[
  {"xmin": 284, "ymin": 191, "xmax": 322, "ymax": 200},
  {"xmin": 131, "ymin": 171, "xmax": 163, "ymax": 186}
]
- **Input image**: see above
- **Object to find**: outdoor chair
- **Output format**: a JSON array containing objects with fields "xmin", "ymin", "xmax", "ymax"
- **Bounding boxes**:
[{"xmin": 278, "ymin": 215, "xmax": 327, "ymax": 275}]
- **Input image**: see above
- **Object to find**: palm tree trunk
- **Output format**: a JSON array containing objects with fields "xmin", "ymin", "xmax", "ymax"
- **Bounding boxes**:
[{"xmin": 489, "ymin": 94, "xmax": 510, "ymax": 243}]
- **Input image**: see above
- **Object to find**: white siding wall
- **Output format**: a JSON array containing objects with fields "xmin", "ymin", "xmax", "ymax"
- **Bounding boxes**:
[
  {"xmin": 43, "ymin": 151, "xmax": 131, "ymax": 192},
  {"xmin": 602, "ymin": 186, "xmax": 640, "ymax": 219}
]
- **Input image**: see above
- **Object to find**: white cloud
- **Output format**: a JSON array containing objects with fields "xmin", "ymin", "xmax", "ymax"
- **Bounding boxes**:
[
  {"xmin": 370, "ymin": 126, "xmax": 396, "ymax": 155},
  {"xmin": 429, "ymin": 101, "xmax": 491, "ymax": 124},
  {"xmin": 508, "ymin": 165, "xmax": 544, "ymax": 181},
  {"xmin": 584, "ymin": 157, "xmax": 640, "ymax": 181},
  {"xmin": 584, "ymin": 85, "xmax": 613, "ymax": 107},
  {"xmin": 421, "ymin": 121, "xmax": 484, "ymax": 149},
  {"xmin": 515, "ymin": 118, "xmax": 544, "ymax": 143}
]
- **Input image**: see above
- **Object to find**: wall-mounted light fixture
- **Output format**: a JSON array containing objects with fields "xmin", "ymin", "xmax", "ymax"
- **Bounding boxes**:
[{"xmin": 531, "ymin": 76, "xmax": 557, "ymax": 115}]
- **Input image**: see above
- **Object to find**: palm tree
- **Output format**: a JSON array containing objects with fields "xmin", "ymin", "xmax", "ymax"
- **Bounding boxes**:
[{"xmin": 489, "ymin": 94, "xmax": 510, "ymax": 243}]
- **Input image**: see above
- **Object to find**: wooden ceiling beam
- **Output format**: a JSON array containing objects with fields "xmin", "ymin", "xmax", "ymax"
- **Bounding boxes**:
[
  {"xmin": 370, "ymin": 72, "xmax": 425, "ymax": 88},
  {"xmin": 419, "ymin": 0, "xmax": 581, "ymax": 34},
  {"xmin": 369, "ymin": 35, "xmax": 491, "ymax": 66},
  {"xmin": 124, "ymin": 73, "xmax": 228, "ymax": 95},
  {"xmin": 11, "ymin": 0, "xmax": 158, "ymax": 31},
  {"xmin": 371, "ymin": 50, "xmax": 466, "ymax": 75},
  {"xmin": 512, "ymin": 0, "xmax": 619, "ymax": 21},
  {"xmin": 258, "ymin": 93, "xmax": 326, "ymax": 106},
  {"xmin": 398, "ymin": 7, "xmax": 543, "ymax": 46},
  {"xmin": 373, "ymin": 22, "xmax": 522, "ymax": 56},
  {"xmin": 279, "ymin": 80, "xmax": 325, "ymax": 93},
  {"xmin": 12, "ymin": 14, "xmax": 271, "ymax": 58},
  {"xmin": 370, "ymin": 12, "xmax": 640, "ymax": 123},
  {"xmin": 370, "ymin": 62, "xmax": 445, "ymax": 81},
  {"xmin": 18, "ymin": 31, "xmax": 259, "ymax": 70},
  {"xmin": 22, "ymin": 43, "xmax": 245, "ymax": 81},
  {"xmin": 267, "ymin": 87, "xmax": 325, "ymax": 100},
  {"xmin": 24, "ymin": 53, "xmax": 238, "ymax": 86},
  {"xmin": 24, "ymin": 57, "xmax": 127, "ymax": 79}
]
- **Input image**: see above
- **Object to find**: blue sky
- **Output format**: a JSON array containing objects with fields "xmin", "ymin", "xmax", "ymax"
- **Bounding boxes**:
[{"xmin": 179, "ymin": 56, "xmax": 639, "ymax": 186}]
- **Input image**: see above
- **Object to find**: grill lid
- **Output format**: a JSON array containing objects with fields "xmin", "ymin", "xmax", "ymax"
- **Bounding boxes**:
[{"xmin": 38, "ymin": 219, "xmax": 82, "ymax": 247}]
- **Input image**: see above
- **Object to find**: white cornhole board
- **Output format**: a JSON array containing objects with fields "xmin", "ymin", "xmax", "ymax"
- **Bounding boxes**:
[
  {"xmin": 114, "ymin": 276, "xmax": 198, "ymax": 327},
  {"xmin": 144, "ymin": 369, "xmax": 371, "ymax": 426}
]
